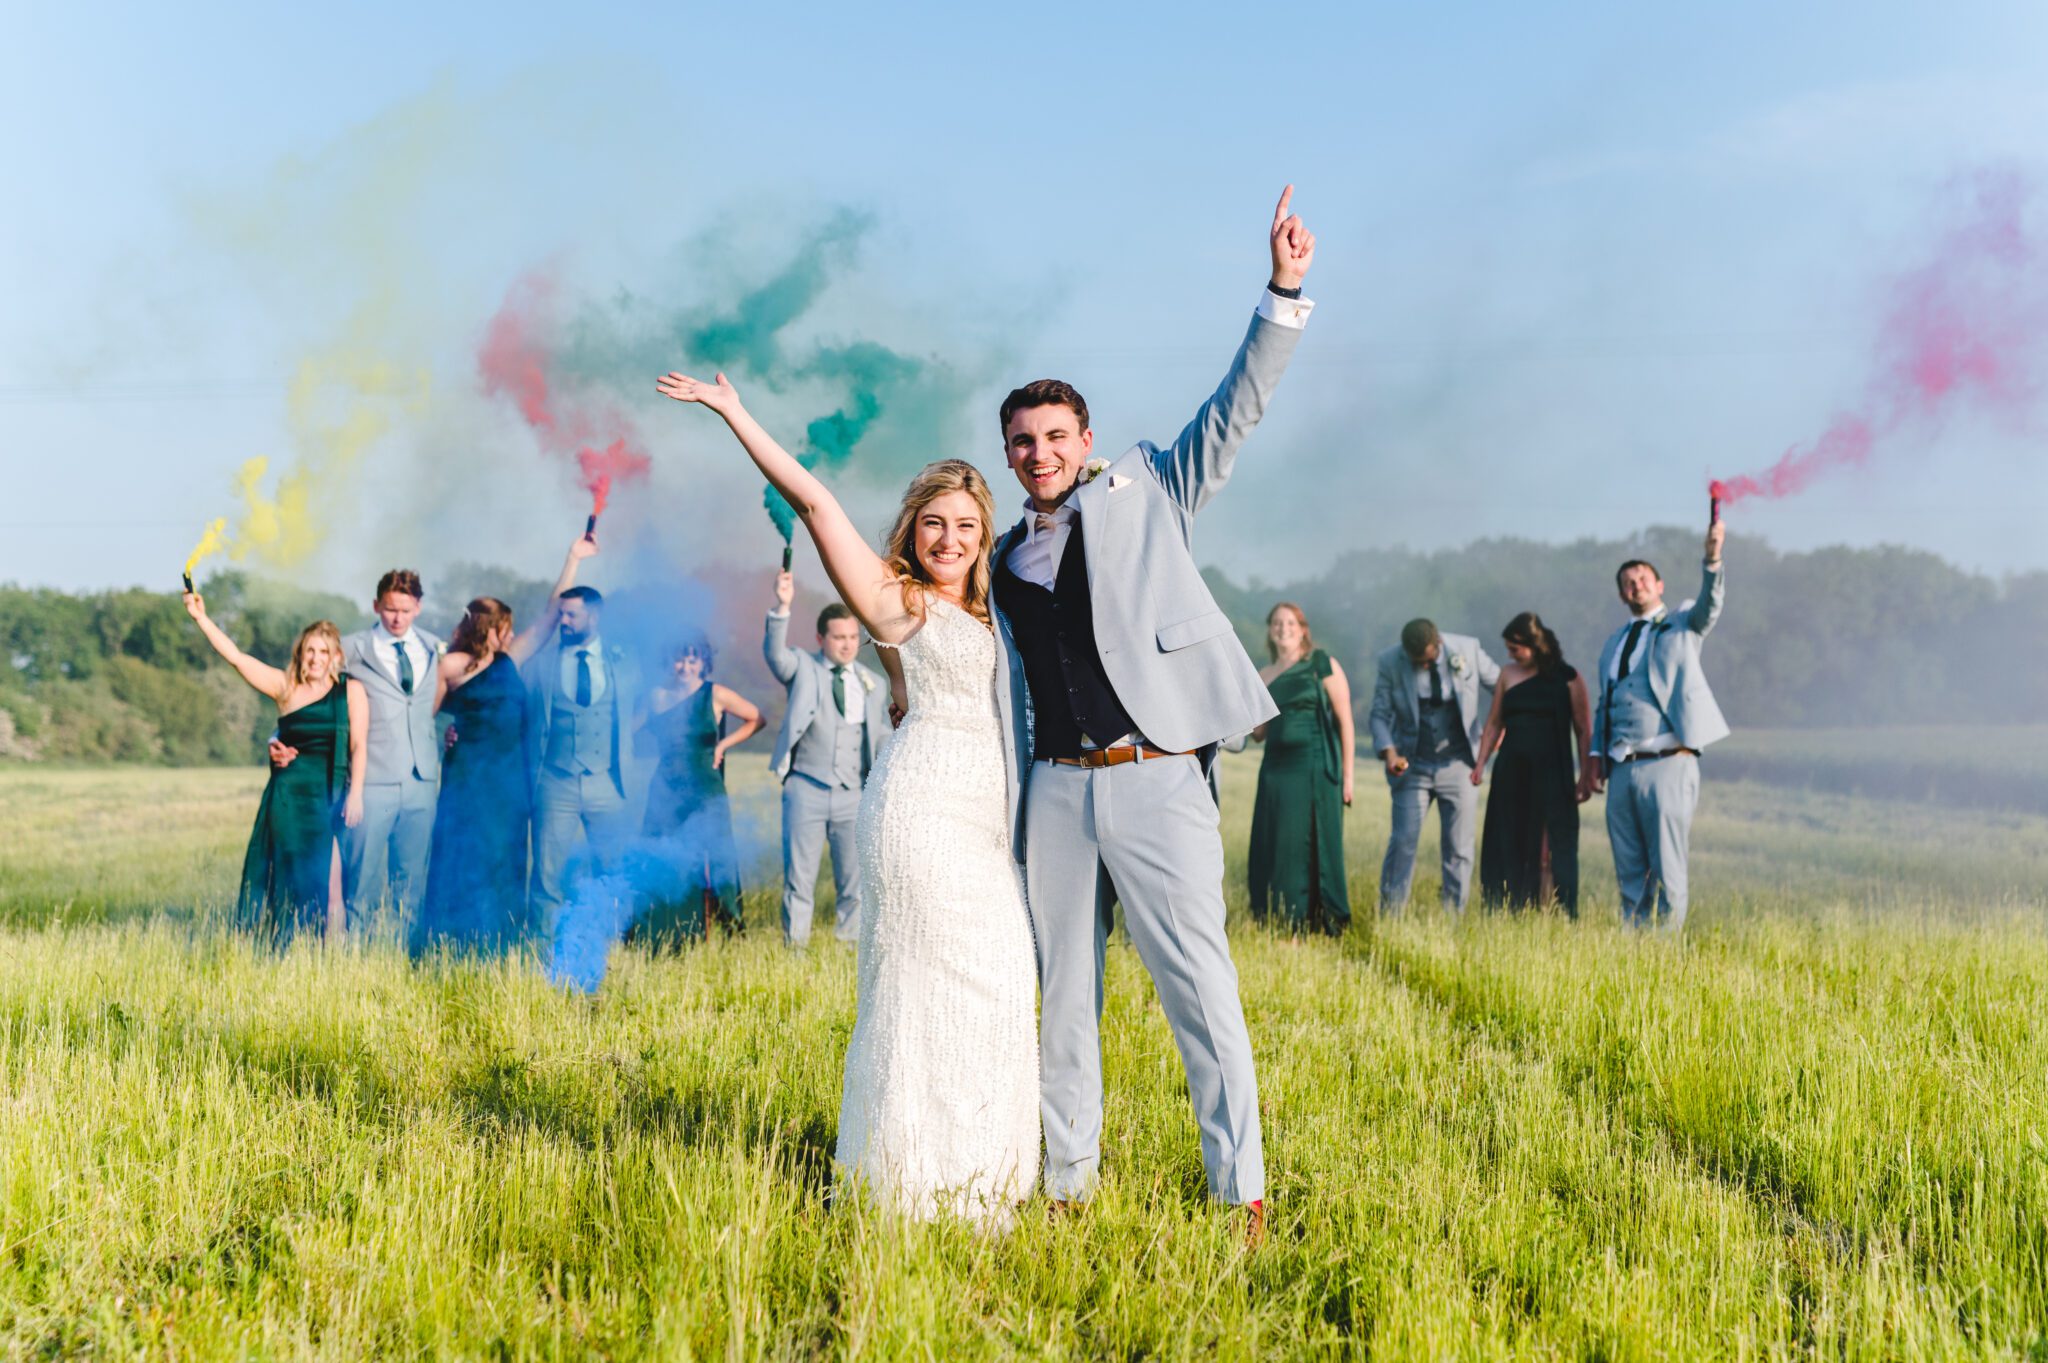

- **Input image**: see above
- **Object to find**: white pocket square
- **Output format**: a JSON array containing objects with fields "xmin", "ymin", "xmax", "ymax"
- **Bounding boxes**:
[{"xmin": 1107, "ymin": 474, "xmax": 1135, "ymax": 491}]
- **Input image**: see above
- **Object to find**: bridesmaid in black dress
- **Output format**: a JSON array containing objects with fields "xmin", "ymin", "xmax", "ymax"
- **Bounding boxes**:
[
  {"xmin": 1473, "ymin": 612, "xmax": 1592, "ymax": 915},
  {"xmin": 635, "ymin": 637, "xmax": 763, "ymax": 945},
  {"xmin": 184, "ymin": 596, "xmax": 367, "ymax": 945},
  {"xmin": 412, "ymin": 535, "xmax": 598, "ymax": 957}
]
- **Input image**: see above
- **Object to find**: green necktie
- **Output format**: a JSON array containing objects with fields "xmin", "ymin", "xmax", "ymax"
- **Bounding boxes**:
[
  {"xmin": 396, "ymin": 640, "xmax": 415, "ymax": 695},
  {"xmin": 832, "ymin": 664, "xmax": 847, "ymax": 718}
]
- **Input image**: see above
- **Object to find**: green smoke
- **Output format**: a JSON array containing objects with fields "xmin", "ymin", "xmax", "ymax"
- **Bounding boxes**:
[{"xmin": 559, "ymin": 210, "xmax": 987, "ymax": 546}]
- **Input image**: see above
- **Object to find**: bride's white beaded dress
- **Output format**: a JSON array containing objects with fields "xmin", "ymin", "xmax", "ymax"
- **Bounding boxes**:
[{"xmin": 834, "ymin": 595, "xmax": 1041, "ymax": 1227}]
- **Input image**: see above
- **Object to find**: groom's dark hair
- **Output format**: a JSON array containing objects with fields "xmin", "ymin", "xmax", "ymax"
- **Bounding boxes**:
[{"xmin": 999, "ymin": 379, "xmax": 1090, "ymax": 435}]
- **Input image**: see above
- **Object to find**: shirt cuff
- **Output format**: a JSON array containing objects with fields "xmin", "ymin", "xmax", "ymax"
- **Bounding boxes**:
[
  {"xmin": 768, "ymin": 607, "xmax": 790, "ymax": 619},
  {"xmin": 1256, "ymin": 287, "xmax": 1314, "ymax": 329}
]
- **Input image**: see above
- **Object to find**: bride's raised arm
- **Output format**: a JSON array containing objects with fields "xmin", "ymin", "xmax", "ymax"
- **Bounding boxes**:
[{"xmin": 656, "ymin": 370, "xmax": 918, "ymax": 643}]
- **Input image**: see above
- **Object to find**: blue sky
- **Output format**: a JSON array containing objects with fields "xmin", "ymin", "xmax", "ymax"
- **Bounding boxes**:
[{"xmin": 4, "ymin": 1, "xmax": 2046, "ymax": 595}]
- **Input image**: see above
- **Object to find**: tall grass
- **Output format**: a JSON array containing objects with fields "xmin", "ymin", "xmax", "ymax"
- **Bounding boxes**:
[{"xmin": 1, "ymin": 755, "xmax": 2043, "ymax": 1358}]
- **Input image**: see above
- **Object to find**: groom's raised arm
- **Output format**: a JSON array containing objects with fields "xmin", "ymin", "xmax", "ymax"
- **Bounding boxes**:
[{"xmin": 1152, "ymin": 186, "xmax": 1318, "ymax": 516}]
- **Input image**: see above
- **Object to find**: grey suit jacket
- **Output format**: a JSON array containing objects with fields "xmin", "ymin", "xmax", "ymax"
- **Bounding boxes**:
[
  {"xmin": 1367, "ymin": 633, "xmax": 1499, "ymax": 766},
  {"xmin": 1590, "ymin": 560, "xmax": 1730, "ymax": 754},
  {"xmin": 341, "ymin": 628, "xmax": 444, "ymax": 784},
  {"xmin": 520, "ymin": 637, "xmax": 642, "ymax": 797},
  {"xmin": 763, "ymin": 610, "xmax": 892, "ymax": 780},
  {"xmin": 990, "ymin": 307, "xmax": 1304, "ymax": 858}
]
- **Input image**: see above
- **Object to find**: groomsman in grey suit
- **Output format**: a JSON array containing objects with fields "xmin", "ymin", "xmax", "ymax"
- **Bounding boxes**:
[
  {"xmin": 765, "ymin": 570, "xmax": 892, "ymax": 946},
  {"xmin": 1368, "ymin": 620, "xmax": 1500, "ymax": 913},
  {"xmin": 522, "ymin": 585, "xmax": 642, "ymax": 984},
  {"xmin": 989, "ymin": 186, "xmax": 1316, "ymax": 1241},
  {"xmin": 1585, "ymin": 520, "xmax": 1729, "ymax": 931},
  {"xmin": 324, "ymin": 568, "xmax": 443, "ymax": 927}
]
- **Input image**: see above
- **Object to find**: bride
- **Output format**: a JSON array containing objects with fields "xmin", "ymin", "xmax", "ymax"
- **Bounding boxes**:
[{"xmin": 656, "ymin": 368, "xmax": 1040, "ymax": 1226}]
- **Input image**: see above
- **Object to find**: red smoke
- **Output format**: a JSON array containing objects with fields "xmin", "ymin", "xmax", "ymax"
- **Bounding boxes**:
[
  {"xmin": 479, "ymin": 268, "xmax": 651, "ymax": 517},
  {"xmin": 1712, "ymin": 168, "xmax": 2041, "ymax": 509},
  {"xmin": 479, "ymin": 274, "xmax": 557, "ymax": 434},
  {"xmin": 578, "ymin": 437, "xmax": 651, "ymax": 517}
]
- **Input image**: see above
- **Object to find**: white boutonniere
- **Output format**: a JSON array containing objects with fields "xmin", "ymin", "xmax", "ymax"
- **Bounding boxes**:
[
  {"xmin": 858, "ymin": 670, "xmax": 876, "ymax": 694},
  {"xmin": 1449, "ymin": 653, "xmax": 1467, "ymax": 677},
  {"xmin": 1082, "ymin": 457, "xmax": 1111, "ymax": 484}
]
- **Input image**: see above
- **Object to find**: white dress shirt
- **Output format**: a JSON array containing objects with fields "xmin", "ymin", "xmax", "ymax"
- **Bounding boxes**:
[
  {"xmin": 558, "ymin": 634, "xmax": 611, "ymax": 705},
  {"xmin": 1009, "ymin": 500, "xmax": 1077, "ymax": 591},
  {"xmin": 371, "ymin": 621, "xmax": 423, "ymax": 690},
  {"xmin": 1255, "ymin": 286, "xmax": 1314, "ymax": 329}
]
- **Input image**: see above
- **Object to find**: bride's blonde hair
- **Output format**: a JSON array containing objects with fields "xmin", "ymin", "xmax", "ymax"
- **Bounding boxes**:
[{"xmin": 881, "ymin": 460, "xmax": 998, "ymax": 624}]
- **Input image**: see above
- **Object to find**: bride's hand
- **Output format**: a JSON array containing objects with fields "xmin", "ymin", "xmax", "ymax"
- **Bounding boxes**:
[{"xmin": 656, "ymin": 370, "xmax": 743, "ymax": 417}]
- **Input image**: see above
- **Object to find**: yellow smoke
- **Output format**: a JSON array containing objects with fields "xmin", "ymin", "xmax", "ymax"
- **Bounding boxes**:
[
  {"xmin": 183, "ymin": 517, "xmax": 228, "ymax": 580},
  {"xmin": 229, "ymin": 333, "xmax": 431, "ymax": 567}
]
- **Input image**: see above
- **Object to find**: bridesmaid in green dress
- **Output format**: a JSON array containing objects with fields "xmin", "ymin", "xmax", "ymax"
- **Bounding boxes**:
[
  {"xmin": 634, "ymin": 639, "xmax": 765, "ymax": 944},
  {"xmin": 185, "ymin": 594, "xmax": 366, "ymax": 945},
  {"xmin": 1247, "ymin": 602, "xmax": 1356, "ymax": 935}
]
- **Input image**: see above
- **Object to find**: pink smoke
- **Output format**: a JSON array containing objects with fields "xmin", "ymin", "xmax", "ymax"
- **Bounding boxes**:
[
  {"xmin": 478, "ymin": 268, "xmax": 652, "ymax": 518},
  {"xmin": 1712, "ymin": 168, "xmax": 2041, "ymax": 509},
  {"xmin": 579, "ymin": 437, "xmax": 651, "ymax": 517},
  {"xmin": 479, "ymin": 272, "xmax": 558, "ymax": 434}
]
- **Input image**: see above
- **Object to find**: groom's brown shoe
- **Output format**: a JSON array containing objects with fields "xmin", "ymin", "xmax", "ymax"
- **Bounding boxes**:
[{"xmin": 1243, "ymin": 1199, "xmax": 1266, "ymax": 1249}]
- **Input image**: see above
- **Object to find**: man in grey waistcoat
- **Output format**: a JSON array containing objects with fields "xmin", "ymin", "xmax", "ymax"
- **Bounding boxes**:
[
  {"xmin": 765, "ymin": 570, "xmax": 892, "ymax": 946},
  {"xmin": 1585, "ymin": 520, "xmax": 1729, "ymax": 932},
  {"xmin": 1368, "ymin": 619, "xmax": 1500, "ymax": 914},
  {"xmin": 327, "ymin": 567, "xmax": 442, "ymax": 928},
  {"xmin": 522, "ymin": 584, "xmax": 642, "ymax": 988},
  {"xmin": 988, "ymin": 187, "xmax": 1316, "ymax": 1243}
]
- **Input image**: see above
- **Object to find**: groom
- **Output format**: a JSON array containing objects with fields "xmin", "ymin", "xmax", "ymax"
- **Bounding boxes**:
[{"xmin": 990, "ymin": 187, "xmax": 1316, "ymax": 1239}]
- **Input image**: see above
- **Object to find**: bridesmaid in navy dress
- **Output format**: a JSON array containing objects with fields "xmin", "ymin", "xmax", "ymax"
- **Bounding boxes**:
[{"xmin": 412, "ymin": 535, "xmax": 598, "ymax": 956}]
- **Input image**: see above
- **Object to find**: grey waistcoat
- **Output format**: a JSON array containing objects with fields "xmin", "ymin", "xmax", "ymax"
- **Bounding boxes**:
[
  {"xmin": 544, "ymin": 659, "xmax": 612, "ymax": 778},
  {"xmin": 1605, "ymin": 660, "xmax": 1675, "ymax": 754},
  {"xmin": 1415, "ymin": 695, "xmax": 1469, "ymax": 765},
  {"xmin": 789, "ymin": 680, "xmax": 867, "ymax": 790}
]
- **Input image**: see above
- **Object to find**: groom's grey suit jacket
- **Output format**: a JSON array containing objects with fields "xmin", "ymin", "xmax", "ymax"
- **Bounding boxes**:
[
  {"xmin": 1589, "ymin": 561, "xmax": 1731, "ymax": 754},
  {"xmin": 990, "ymin": 308, "xmax": 1303, "ymax": 859}
]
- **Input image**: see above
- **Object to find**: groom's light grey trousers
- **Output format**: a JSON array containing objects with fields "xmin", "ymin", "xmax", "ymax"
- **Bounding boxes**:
[{"xmin": 1024, "ymin": 753, "xmax": 1265, "ymax": 1205}]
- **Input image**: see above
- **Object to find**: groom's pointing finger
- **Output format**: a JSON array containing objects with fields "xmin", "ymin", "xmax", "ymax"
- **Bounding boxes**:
[{"xmin": 1272, "ymin": 184, "xmax": 1293, "ymax": 232}]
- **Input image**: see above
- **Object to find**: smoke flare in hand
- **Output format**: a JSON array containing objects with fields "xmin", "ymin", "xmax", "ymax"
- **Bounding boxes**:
[
  {"xmin": 578, "ymin": 436, "xmax": 652, "ymax": 519},
  {"xmin": 1711, "ymin": 167, "xmax": 2043, "ymax": 511},
  {"xmin": 183, "ymin": 517, "xmax": 227, "ymax": 589}
]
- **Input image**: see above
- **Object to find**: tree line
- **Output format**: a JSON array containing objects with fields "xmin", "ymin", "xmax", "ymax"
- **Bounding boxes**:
[
  {"xmin": 1207, "ymin": 526, "xmax": 2048, "ymax": 729},
  {"xmin": 2, "ymin": 528, "xmax": 2042, "ymax": 764}
]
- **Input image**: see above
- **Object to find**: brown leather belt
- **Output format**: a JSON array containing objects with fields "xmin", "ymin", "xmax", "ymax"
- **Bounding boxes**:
[
  {"xmin": 1619, "ymin": 746, "xmax": 1698, "ymax": 764},
  {"xmin": 1049, "ymin": 744, "xmax": 1186, "ymax": 769}
]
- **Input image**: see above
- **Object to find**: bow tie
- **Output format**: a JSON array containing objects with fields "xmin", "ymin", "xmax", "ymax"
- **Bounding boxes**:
[{"xmin": 1034, "ymin": 513, "xmax": 1058, "ymax": 535}]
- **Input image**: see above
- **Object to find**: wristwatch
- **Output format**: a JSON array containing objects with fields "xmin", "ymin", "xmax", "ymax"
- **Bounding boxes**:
[{"xmin": 1266, "ymin": 281, "xmax": 1304, "ymax": 299}]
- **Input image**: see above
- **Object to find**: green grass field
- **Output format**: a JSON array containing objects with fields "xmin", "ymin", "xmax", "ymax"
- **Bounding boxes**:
[{"xmin": 2, "ymin": 753, "xmax": 2045, "ymax": 1358}]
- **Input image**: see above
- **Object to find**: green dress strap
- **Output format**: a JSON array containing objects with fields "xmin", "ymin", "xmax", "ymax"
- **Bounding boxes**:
[{"xmin": 327, "ymin": 674, "xmax": 350, "ymax": 798}]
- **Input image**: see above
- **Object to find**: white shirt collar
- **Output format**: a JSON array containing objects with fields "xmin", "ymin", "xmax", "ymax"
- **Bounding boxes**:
[
  {"xmin": 1023, "ymin": 500, "xmax": 1077, "ymax": 535},
  {"xmin": 374, "ymin": 620, "xmax": 418, "ymax": 648}
]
